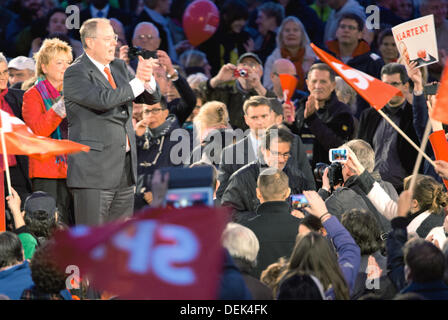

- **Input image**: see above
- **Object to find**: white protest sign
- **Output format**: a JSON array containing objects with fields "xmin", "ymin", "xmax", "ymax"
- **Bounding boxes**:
[{"xmin": 392, "ymin": 14, "xmax": 439, "ymax": 68}]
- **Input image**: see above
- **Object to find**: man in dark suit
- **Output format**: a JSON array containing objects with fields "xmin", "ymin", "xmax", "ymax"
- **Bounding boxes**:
[
  {"xmin": 64, "ymin": 18, "xmax": 161, "ymax": 225},
  {"xmin": 0, "ymin": 55, "xmax": 32, "ymax": 204}
]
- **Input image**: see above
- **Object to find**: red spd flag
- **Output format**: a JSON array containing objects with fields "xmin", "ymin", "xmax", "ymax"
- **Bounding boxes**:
[
  {"xmin": 0, "ymin": 109, "xmax": 89, "ymax": 159},
  {"xmin": 311, "ymin": 43, "xmax": 401, "ymax": 110},
  {"xmin": 430, "ymin": 59, "xmax": 448, "ymax": 124},
  {"xmin": 279, "ymin": 73, "xmax": 298, "ymax": 103},
  {"xmin": 51, "ymin": 206, "xmax": 230, "ymax": 300}
]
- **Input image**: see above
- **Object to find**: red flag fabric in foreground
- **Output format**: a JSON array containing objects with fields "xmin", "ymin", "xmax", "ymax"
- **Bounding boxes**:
[
  {"xmin": 430, "ymin": 59, "xmax": 448, "ymax": 124},
  {"xmin": 310, "ymin": 43, "xmax": 401, "ymax": 110},
  {"xmin": 279, "ymin": 73, "xmax": 298, "ymax": 103},
  {"xmin": 51, "ymin": 206, "xmax": 229, "ymax": 300},
  {"xmin": 0, "ymin": 109, "xmax": 89, "ymax": 159}
]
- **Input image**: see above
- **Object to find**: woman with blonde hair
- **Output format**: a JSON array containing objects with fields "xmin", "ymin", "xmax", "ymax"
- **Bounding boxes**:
[
  {"xmin": 22, "ymin": 38, "xmax": 73, "ymax": 225},
  {"xmin": 192, "ymin": 101, "xmax": 234, "ymax": 167},
  {"xmin": 403, "ymin": 174, "xmax": 447, "ymax": 239},
  {"xmin": 263, "ymin": 16, "xmax": 315, "ymax": 91}
]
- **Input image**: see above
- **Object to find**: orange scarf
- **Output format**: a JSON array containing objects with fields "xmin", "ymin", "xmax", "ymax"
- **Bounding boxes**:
[{"xmin": 281, "ymin": 47, "xmax": 306, "ymax": 91}]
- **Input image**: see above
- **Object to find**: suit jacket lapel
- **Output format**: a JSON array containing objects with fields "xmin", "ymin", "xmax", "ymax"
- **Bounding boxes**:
[{"xmin": 81, "ymin": 53, "xmax": 114, "ymax": 90}]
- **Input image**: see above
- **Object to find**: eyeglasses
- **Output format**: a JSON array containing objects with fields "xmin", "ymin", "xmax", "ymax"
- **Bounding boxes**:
[
  {"xmin": 137, "ymin": 34, "xmax": 157, "ymax": 41},
  {"xmin": 384, "ymin": 81, "xmax": 403, "ymax": 87},
  {"xmin": 338, "ymin": 24, "xmax": 358, "ymax": 31},
  {"xmin": 143, "ymin": 108, "xmax": 164, "ymax": 115},
  {"xmin": 269, "ymin": 150, "xmax": 291, "ymax": 159},
  {"xmin": 90, "ymin": 34, "xmax": 118, "ymax": 43}
]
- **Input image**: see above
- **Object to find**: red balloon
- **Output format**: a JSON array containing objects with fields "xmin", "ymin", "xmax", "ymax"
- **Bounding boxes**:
[{"xmin": 182, "ymin": 0, "xmax": 220, "ymax": 47}]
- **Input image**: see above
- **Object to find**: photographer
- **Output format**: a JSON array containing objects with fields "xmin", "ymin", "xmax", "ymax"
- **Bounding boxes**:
[
  {"xmin": 120, "ymin": 45, "xmax": 196, "ymax": 122},
  {"xmin": 317, "ymin": 145, "xmax": 392, "ymax": 235},
  {"xmin": 199, "ymin": 53, "xmax": 277, "ymax": 131}
]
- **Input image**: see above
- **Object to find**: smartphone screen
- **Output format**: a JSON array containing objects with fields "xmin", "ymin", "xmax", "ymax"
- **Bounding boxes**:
[
  {"xmin": 329, "ymin": 148, "xmax": 347, "ymax": 163},
  {"xmin": 165, "ymin": 187, "xmax": 214, "ymax": 208},
  {"xmin": 290, "ymin": 194, "xmax": 309, "ymax": 210}
]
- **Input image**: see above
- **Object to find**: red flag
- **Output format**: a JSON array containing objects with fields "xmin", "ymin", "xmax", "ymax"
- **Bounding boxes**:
[
  {"xmin": 0, "ymin": 109, "xmax": 89, "ymax": 159},
  {"xmin": 279, "ymin": 73, "xmax": 298, "ymax": 103},
  {"xmin": 310, "ymin": 43, "xmax": 401, "ymax": 110},
  {"xmin": 51, "ymin": 206, "xmax": 229, "ymax": 300},
  {"xmin": 430, "ymin": 59, "xmax": 448, "ymax": 124}
]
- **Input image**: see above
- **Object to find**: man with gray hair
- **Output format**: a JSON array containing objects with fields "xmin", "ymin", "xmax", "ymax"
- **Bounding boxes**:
[
  {"xmin": 64, "ymin": 18, "xmax": 161, "ymax": 225},
  {"xmin": 222, "ymin": 222, "xmax": 273, "ymax": 299}
]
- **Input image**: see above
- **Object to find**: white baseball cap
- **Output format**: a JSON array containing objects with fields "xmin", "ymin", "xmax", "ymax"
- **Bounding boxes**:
[{"xmin": 8, "ymin": 56, "xmax": 35, "ymax": 71}]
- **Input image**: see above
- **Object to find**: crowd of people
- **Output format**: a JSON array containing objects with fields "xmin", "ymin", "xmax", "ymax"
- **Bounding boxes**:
[{"xmin": 1, "ymin": 0, "xmax": 448, "ymax": 301}]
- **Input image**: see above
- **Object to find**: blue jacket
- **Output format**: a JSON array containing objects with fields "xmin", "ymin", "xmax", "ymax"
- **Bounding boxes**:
[
  {"xmin": 323, "ymin": 216, "xmax": 361, "ymax": 299},
  {"xmin": 0, "ymin": 261, "xmax": 33, "ymax": 299},
  {"xmin": 401, "ymin": 281, "xmax": 448, "ymax": 300}
]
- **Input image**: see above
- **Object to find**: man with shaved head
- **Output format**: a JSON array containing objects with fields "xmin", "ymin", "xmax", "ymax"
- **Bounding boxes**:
[{"xmin": 269, "ymin": 58, "xmax": 308, "ymax": 104}]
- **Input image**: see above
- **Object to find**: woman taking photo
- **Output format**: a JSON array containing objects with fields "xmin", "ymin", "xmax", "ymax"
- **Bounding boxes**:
[{"xmin": 22, "ymin": 38, "xmax": 73, "ymax": 225}]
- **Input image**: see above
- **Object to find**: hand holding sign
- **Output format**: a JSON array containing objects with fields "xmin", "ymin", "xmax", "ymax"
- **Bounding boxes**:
[{"xmin": 392, "ymin": 15, "xmax": 439, "ymax": 68}]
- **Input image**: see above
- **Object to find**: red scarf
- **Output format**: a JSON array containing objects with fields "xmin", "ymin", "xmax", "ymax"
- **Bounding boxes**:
[
  {"xmin": 0, "ymin": 89, "xmax": 17, "ymax": 169},
  {"xmin": 281, "ymin": 47, "xmax": 306, "ymax": 91}
]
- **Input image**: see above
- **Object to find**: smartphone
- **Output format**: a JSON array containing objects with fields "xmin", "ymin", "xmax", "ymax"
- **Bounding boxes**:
[
  {"xmin": 290, "ymin": 194, "xmax": 309, "ymax": 210},
  {"xmin": 329, "ymin": 148, "xmax": 348, "ymax": 163},
  {"xmin": 165, "ymin": 187, "xmax": 214, "ymax": 208},
  {"xmin": 424, "ymin": 83, "xmax": 439, "ymax": 96}
]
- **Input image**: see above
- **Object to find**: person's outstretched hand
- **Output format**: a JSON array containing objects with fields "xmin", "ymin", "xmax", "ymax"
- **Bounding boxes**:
[
  {"xmin": 345, "ymin": 148, "xmax": 365, "ymax": 176},
  {"xmin": 434, "ymin": 160, "xmax": 448, "ymax": 180},
  {"xmin": 397, "ymin": 189, "xmax": 413, "ymax": 218},
  {"xmin": 303, "ymin": 190, "xmax": 331, "ymax": 222}
]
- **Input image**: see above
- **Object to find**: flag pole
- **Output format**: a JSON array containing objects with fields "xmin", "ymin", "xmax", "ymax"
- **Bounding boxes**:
[
  {"xmin": 408, "ymin": 119, "xmax": 432, "ymax": 195},
  {"xmin": 376, "ymin": 108, "xmax": 435, "ymax": 167},
  {"xmin": 0, "ymin": 128, "xmax": 12, "ymax": 196}
]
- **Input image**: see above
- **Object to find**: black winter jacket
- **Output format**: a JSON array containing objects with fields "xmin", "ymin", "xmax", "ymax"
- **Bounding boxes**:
[{"xmin": 288, "ymin": 92, "xmax": 355, "ymax": 166}]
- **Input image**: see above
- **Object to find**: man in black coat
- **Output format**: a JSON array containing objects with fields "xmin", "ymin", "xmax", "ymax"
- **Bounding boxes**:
[
  {"xmin": 357, "ymin": 63, "xmax": 424, "ymax": 193},
  {"xmin": 216, "ymin": 96, "xmax": 315, "ymax": 201},
  {"xmin": 286, "ymin": 63, "xmax": 355, "ymax": 168},
  {"xmin": 221, "ymin": 124, "xmax": 314, "ymax": 214},
  {"xmin": 240, "ymin": 168, "xmax": 300, "ymax": 278},
  {"xmin": 0, "ymin": 56, "xmax": 32, "ymax": 204},
  {"xmin": 325, "ymin": 13, "xmax": 384, "ymax": 118}
]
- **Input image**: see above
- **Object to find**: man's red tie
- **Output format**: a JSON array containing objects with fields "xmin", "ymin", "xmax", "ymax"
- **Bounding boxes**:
[{"xmin": 104, "ymin": 67, "xmax": 117, "ymax": 89}]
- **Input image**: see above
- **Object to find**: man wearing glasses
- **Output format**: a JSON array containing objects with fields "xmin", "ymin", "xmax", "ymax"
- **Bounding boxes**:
[
  {"xmin": 326, "ymin": 13, "xmax": 384, "ymax": 117},
  {"xmin": 64, "ymin": 18, "xmax": 161, "ymax": 225},
  {"xmin": 221, "ymin": 124, "xmax": 311, "ymax": 216},
  {"xmin": 133, "ymin": 96, "xmax": 191, "ymax": 210},
  {"xmin": 357, "ymin": 63, "xmax": 425, "ymax": 193}
]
